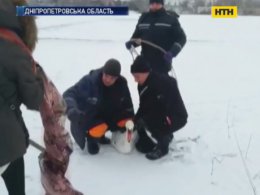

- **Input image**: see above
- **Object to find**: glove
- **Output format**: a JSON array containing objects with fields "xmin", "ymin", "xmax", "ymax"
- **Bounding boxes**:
[
  {"xmin": 117, "ymin": 120, "xmax": 134, "ymax": 133},
  {"xmin": 125, "ymin": 40, "xmax": 134, "ymax": 50},
  {"xmin": 164, "ymin": 51, "xmax": 174, "ymax": 64},
  {"xmin": 67, "ymin": 108, "xmax": 84, "ymax": 123}
]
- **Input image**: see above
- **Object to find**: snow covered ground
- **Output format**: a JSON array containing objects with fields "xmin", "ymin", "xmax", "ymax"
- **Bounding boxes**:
[{"xmin": 1, "ymin": 13, "xmax": 260, "ymax": 195}]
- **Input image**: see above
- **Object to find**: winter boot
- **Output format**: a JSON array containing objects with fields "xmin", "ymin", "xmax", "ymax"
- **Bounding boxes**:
[
  {"xmin": 99, "ymin": 136, "xmax": 111, "ymax": 145},
  {"xmin": 135, "ymin": 128, "xmax": 156, "ymax": 154},
  {"xmin": 87, "ymin": 135, "xmax": 100, "ymax": 155},
  {"xmin": 145, "ymin": 145, "xmax": 168, "ymax": 160},
  {"xmin": 145, "ymin": 134, "xmax": 170, "ymax": 160}
]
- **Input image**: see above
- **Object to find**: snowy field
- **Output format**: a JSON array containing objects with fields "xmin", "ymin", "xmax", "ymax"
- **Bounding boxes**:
[{"xmin": 1, "ymin": 12, "xmax": 260, "ymax": 195}]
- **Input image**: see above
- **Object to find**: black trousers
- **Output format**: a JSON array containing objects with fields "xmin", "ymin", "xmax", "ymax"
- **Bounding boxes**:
[
  {"xmin": 1, "ymin": 157, "xmax": 25, "ymax": 195},
  {"xmin": 142, "ymin": 113, "xmax": 187, "ymax": 137}
]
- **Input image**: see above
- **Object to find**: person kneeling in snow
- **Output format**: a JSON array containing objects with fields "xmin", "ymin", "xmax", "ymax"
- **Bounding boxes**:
[
  {"xmin": 63, "ymin": 59, "xmax": 134, "ymax": 154},
  {"xmin": 131, "ymin": 56, "xmax": 188, "ymax": 160}
]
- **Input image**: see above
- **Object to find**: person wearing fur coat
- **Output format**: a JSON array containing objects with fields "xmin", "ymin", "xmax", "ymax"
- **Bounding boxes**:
[{"xmin": 0, "ymin": 0, "xmax": 44, "ymax": 194}]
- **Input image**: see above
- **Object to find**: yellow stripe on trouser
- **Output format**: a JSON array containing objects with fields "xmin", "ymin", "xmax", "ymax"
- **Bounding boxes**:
[{"xmin": 88, "ymin": 123, "xmax": 108, "ymax": 138}]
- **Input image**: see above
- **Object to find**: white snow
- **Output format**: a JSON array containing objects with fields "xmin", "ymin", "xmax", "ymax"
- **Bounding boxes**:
[{"xmin": 1, "ymin": 13, "xmax": 260, "ymax": 195}]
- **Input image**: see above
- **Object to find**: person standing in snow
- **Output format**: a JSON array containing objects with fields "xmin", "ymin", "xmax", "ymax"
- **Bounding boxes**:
[
  {"xmin": 125, "ymin": 0, "xmax": 186, "ymax": 75},
  {"xmin": 0, "ymin": 0, "xmax": 44, "ymax": 194},
  {"xmin": 63, "ymin": 59, "xmax": 134, "ymax": 155},
  {"xmin": 131, "ymin": 56, "xmax": 188, "ymax": 160}
]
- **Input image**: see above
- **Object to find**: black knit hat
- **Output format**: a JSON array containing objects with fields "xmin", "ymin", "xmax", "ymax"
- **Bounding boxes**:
[
  {"xmin": 149, "ymin": 0, "xmax": 164, "ymax": 5},
  {"xmin": 131, "ymin": 56, "xmax": 151, "ymax": 73},
  {"xmin": 103, "ymin": 59, "xmax": 121, "ymax": 77}
]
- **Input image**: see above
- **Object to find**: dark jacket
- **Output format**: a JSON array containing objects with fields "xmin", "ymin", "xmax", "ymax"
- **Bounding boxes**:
[
  {"xmin": 0, "ymin": 0, "xmax": 44, "ymax": 166},
  {"xmin": 131, "ymin": 9, "xmax": 186, "ymax": 74},
  {"xmin": 63, "ymin": 68, "xmax": 134, "ymax": 149},
  {"xmin": 136, "ymin": 72, "xmax": 188, "ymax": 134}
]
